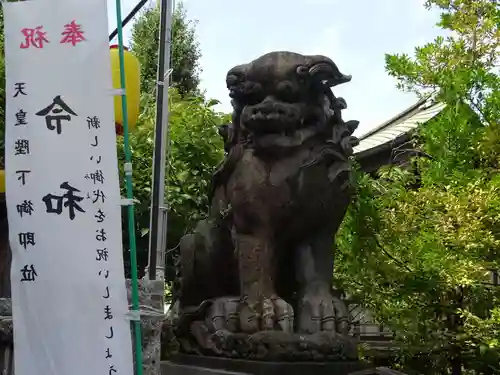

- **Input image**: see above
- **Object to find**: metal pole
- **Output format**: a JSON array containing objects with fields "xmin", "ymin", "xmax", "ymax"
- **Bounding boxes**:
[
  {"xmin": 146, "ymin": 0, "xmax": 172, "ymax": 280},
  {"xmin": 113, "ymin": 0, "xmax": 144, "ymax": 373},
  {"xmin": 109, "ymin": 0, "xmax": 148, "ymax": 42}
]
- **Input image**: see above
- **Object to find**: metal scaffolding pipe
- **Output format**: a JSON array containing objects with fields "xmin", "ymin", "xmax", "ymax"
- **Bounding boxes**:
[{"xmin": 146, "ymin": 0, "xmax": 173, "ymax": 280}]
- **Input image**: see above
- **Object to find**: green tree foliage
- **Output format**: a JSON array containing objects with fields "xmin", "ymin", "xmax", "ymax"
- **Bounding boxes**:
[
  {"xmin": 117, "ymin": 90, "xmax": 226, "ymax": 278},
  {"xmin": 337, "ymin": 1, "xmax": 500, "ymax": 374},
  {"xmin": 124, "ymin": 2, "xmax": 228, "ymax": 278},
  {"xmin": 130, "ymin": 1, "xmax": 201, "ymax": 96}
]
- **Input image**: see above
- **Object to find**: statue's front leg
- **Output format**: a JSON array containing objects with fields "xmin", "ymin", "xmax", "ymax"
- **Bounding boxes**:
[
  {"xmin": 295, "ymin": 231, "xmax": 349, "ymax": 334},
  {"xmin": 233, "ymin": 228, "xmax": 294, "ymax": 333}
]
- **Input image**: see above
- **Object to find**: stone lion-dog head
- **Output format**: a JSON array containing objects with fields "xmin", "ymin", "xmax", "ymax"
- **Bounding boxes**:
[{"xmin": 221, "ymin": 51, "xmax": 359, "ymax": 155}]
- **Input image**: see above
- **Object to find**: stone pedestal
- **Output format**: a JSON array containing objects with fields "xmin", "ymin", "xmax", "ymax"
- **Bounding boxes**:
[
  {"xmin": 126, "ymin": 279, "xmax": 165, "ymax": 375},
  {"xmin": 162, "ymin": 354, "xmax": 374, "ymax": 375},
  {"xmin": 0, "ymin": 298, "xmax": 13, "ymax": 345}
]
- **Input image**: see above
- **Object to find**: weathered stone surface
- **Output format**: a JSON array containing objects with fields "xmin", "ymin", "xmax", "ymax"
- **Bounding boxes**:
[
  {"xmin": 163, "ymin": 354, "xmax": 373, "ymax": 375},
  {"xmin": 0, "ymin": 298, "xmax": 12, "ymax": 317},
  {"xmin": 168, "ymin": 328, "xmax": 358, "ymax": 361},
  {"xmin": 162, "ymin": 362, "xmax": 249, "ymax": 375},
  {"xmin": 0, "ymin": 298, "xmax": 13, "ymax": 344},
  {"xmin": 127, "ymin": 279, "xmax": 165, "ymax": 375},
  {"xmin": 161, "ymin": 362, "xmax": 247, "ymax": 375},
  {"xmin": 169, "ymin": 51, "xmax": 360, "ymax": 360}
]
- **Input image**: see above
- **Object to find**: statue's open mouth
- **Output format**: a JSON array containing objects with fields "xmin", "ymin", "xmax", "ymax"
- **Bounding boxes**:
[{"xmin": 241, "ymin": 101, "xmax": 304, "ymax": 134}]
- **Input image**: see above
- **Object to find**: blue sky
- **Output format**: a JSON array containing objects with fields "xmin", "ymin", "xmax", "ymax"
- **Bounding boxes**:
[{"xmin": 107, "ymin": 0, "xmax": 445, "ymax": 136}]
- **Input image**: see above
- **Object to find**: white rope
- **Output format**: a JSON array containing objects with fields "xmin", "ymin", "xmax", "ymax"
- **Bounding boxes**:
[
  {"xmin": 0, "ymin": 304, "xmax": 168, "ymax": 324},
  {"xmin": 156, "ymin": 68, "xmax": 173, "ymax": 86},
  {"xmin": 126, "ymin": 304, "xmax": 167, "ymax": 321}
]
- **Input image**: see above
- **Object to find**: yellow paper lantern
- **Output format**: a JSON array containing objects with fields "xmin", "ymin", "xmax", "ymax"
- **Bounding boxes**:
[
  {"xmin": 0, "ymin": 170, "xmax": 5, "ymax": 194},
  {"xmin": 110, "ymin": 45, "xmax": 140, "ymax": 135}
]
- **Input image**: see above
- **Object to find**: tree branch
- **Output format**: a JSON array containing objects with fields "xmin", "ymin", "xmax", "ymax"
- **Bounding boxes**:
[{"xmin": 373, "ymin": 235, "xmax": 414, "ymax": 273}]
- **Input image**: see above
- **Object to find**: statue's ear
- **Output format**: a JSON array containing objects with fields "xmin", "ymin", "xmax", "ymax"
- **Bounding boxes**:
[
  {"xmin": 307, "ymin": 56, "xmax": 352, "ymax": 88},
  {"xmin": 345, "ymin": 120, "xmax": 360, "ymax": 135},
  {"xmin": 336, "ymin": 97, "xmax": 347, "ymax": 110},
  {"xmin": 226, "ymin": 64, "xmax": 247, "ymax": 99},
  {"xmin": 218, "ymin": 123, "xmax": 231, "ymax": 142}
]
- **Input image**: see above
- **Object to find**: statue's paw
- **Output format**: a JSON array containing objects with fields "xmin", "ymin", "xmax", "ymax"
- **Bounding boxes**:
[
  {"xmin": 239, "ymin": 295, "xmax": 294, "ymax": 334},
  {"xmin": 331, "ymin": 294, "xmax": 350, "ymax": 335},
  {"xmin": 205, "ymin": 296, "xmax": 240, "ymax": 334},
  {"xmin": 298, "ymin": 291, "xmax": 349, "ymax": 334}
]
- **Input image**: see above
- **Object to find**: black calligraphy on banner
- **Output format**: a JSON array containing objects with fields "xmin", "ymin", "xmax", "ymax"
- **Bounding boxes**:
[
  {"xmin": 104, "ymin": 305, "xmax": 113, "ymax": 320},
  {"xmin": 105, "ymin": 326, "xmax": 113, "ymax": 339},
  {"xmin": 14, "ymin": 139, "xmax": 30, "ymax": 155},
  {"xmin": 95, "ymin": 209, "xmax": 106, "ymax": 223},
  {"xmin": 90, "ymin": 135, "xmax": 99, "ymax": 147},
  {"xmin": 16, "ymin": 170, "xmax": 30, "ymax": 186},
  {"xmin": 16, "ymin": 200, "xmax": 34, "ymax": 217},
  {"xmin": 42, "ymin": 182, "xmax": 85, "ymax": 220},
  {"xmin": 35, "ymin": 95, "xmax": 77, "ymax": 135},
  {"xmin": 18, "ymin": 232, "xmax": 35, "ymax": 249},
  {"xmin": 87, "ymin": 116, "xmax": 100, "ymax": 130},
  {"xmin": 102, "ymin": 286, "xmax": 110, "ymax": 299},
  {"xmin": 99, "ymin": 270, "xmax": 110, "ymax": 279},
  {"xmin": 86, "ymin": 113, "xmax": 117, "ymax": 369},
  {"xmin": 90, "ymin": 155, "xmax": 102, "ymax": 164},
  {"xmin": 13, "ymin": 82, "xmax": 27, "ymax": 97},
  {"xmin": 20, "ymin": 264, "xmax": 37, "ymax": 282},
  {"xmin": 85, "ymin": 169, "xmax": 104, "ymax": 184},
  {"xmin": 96, "ymin": 248, "xmax": 108, "ymax": 262},
  {"xmin": 15, "ymin": 109, "xmax": 28, "ymax": 126},
  {"xmin": 88, "ymin": 189, "xmax": 106, "ymax": 204},
  {"xmin": 96, "ymin": 229, "xmax": 107, "ymax": 242},
  {"xmin": 12, "ymin": 80, "xmax": 36, "ymax": 279}
]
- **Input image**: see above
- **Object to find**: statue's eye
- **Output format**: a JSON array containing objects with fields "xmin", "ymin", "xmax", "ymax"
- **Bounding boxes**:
[
  {"xmin": 276, "ymin": 81, "xmax": 299, "ymax": 101},
  {"xmin": 226, "ymin": 75, "xmax": 239, "ymax": 86},
  {"xmin": 244, "ymin": 81, "xmax": 262, "ymax": 95},
  {"xmin": 242, "ymin": 82, "xmax": 263, "ymax": 104}
]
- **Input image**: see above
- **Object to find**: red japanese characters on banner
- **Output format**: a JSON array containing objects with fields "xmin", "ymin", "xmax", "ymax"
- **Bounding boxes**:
[
  {"xmin": 19, "ymin": 21, "xmax": 86, "ymax": 49},
  {"xmin": 60, "ymin": 20, "xmax": 86, "ymax": 46},
  {"xmin": 20, "ymin": 26, "xmax": 49, "ymax": 49}
]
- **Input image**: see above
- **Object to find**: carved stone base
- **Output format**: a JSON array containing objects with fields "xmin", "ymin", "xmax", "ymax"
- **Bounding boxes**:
[
  {"xmin": 169, "ymin": 328, "xmax": 358, "ymax": 362},
  {"xmin": 163, "ymin": 354, "xmax": 373, "ymax": 375}
]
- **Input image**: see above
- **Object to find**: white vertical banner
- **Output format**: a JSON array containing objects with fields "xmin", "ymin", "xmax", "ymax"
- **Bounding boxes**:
[{"xmin": 3, "ymin": 1, "xmax": 134, "ymax": 375}]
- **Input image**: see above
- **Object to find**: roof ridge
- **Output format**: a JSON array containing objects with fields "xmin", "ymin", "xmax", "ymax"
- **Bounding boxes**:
[{"xmin": 356, "ymin": 93, "xmax": 436, "ymax": 141}]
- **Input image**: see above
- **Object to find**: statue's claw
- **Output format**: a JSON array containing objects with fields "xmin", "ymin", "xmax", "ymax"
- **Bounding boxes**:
[
  {"xmin": 239, "ymin": 295, "xmax": 294, "ymax": 334},
  {"xmin": 206, "ymin": 297, "xmax": 240, "ymax": 333},
  {"xmin": 298, "ymin": 291, "xmax": 349, "ymax": 334},
  {"xmin": 202, "ymin": 296, "xmax": 294, "ymax": 334},
  {"xmin": 331, "ymin": 295, "xmax": 350, "ymax": 334}
]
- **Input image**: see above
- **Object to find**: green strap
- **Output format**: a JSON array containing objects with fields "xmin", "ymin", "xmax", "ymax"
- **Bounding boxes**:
[{"xmin": 113, "ymin": 1, "xmax": 143, "ymax": 375}]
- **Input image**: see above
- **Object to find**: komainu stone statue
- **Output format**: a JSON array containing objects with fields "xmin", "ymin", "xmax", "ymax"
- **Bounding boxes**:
[{"xmin": 166, "ymin": 51, "xmax": 360, "ymax": 361}]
